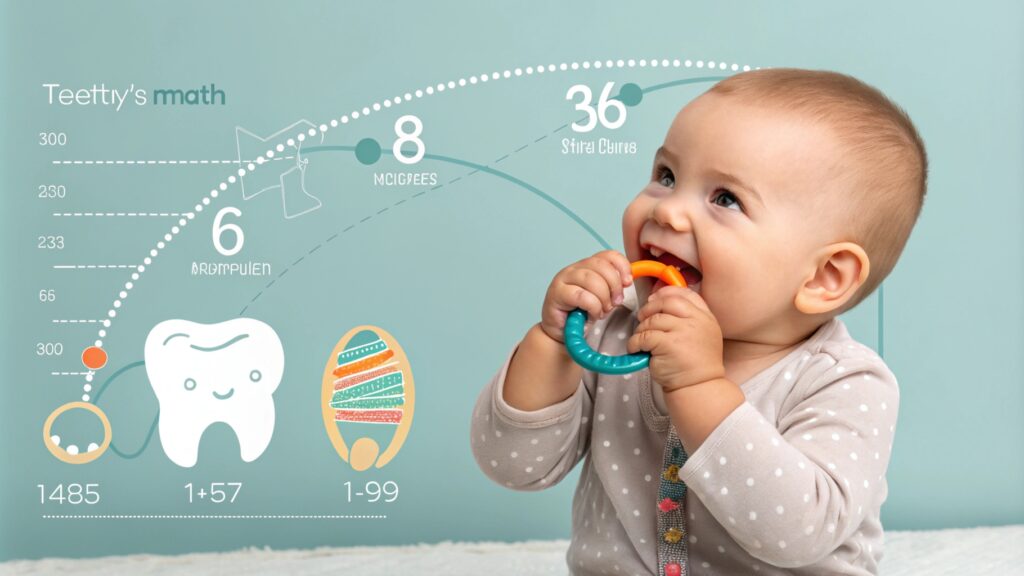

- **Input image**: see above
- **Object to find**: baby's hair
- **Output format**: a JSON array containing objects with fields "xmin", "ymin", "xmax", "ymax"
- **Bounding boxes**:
[{"xmin": 707, "ymin": 68, "xmax": 928, "ymax": 313}]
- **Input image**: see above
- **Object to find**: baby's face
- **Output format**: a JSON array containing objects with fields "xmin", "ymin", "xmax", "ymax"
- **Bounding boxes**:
[{"xmin": 622, "ymin": 93, "xmax": 847, "ymax": 340}]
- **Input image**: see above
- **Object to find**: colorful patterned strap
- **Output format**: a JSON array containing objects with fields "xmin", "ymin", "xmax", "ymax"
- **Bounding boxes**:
[{"xmin": 657, "ymin": 425, "xmax": 689, "ymax": 576}]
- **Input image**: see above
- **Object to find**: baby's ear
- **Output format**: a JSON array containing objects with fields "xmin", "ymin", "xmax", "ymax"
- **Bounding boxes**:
[{"xmin": 794, "ymin": 242, "xmax": 870, "ymax": 315}]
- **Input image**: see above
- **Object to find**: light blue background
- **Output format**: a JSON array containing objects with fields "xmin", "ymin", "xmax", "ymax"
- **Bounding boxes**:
[{"xmin": 1, "ymin": 0, "xmax": 1021, "ymax": 562}]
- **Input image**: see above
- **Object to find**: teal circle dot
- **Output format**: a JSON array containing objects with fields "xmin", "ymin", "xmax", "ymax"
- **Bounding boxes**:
[
  {"xmin": 618, "ymin": 83, "xmax": 643, "ymax": 107},
  {"xmin": 355, "ymin": 138, "xmax": 382, "ymax": 165}
]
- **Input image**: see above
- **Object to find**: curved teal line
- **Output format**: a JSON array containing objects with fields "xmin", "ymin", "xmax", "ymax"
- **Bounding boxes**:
[
  {"xmin": 93, "ymin": 360, "xmax": 145, "ymax": 402},
  {"xmin": 82, "ymin": 76, "xmax": 733, "ymax": 460},
  {"xmin": 300, "ymin": 145, "xmax": 612, "ymax": 250},
  {"xmin": 642, "ymin": 76, "xmax": 729, "ymax": 95},
  {"xmin": 299, "ymin": 77, "xmax": 732, "ymax": 250},
  {"xmin": 109, "ymin": 412, "xmax": 159, "ymax": 459},
  {"xmin": 191, "ymin": 333, "xmax": 249, "ymax": 352},
  {"xmin": 299, "ymin": 74, "xmax": 886, "ymax": 358},
  {"xmin": 92, "ymin": 360, "xmax": 159, "ymax": 460}
]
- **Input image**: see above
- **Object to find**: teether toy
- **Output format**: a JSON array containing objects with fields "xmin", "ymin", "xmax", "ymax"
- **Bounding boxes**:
[{"xmin": 564, "ymin": 260, "xmax": 686, "ymax": 374}]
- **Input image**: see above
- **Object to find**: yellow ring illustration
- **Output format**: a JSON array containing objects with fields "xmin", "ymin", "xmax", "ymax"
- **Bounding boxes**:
[{"xmin": 42, "ymin": 402, "xmax": 112, "ymax": 464}]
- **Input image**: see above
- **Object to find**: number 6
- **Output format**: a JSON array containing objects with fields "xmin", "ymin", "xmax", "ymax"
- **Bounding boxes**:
[{"xmin": 212, "ymin": 207, "xmax": 244, "ymax": 257}]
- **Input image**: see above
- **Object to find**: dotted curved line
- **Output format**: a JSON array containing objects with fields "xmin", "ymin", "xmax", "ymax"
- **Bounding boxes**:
[
  {"xmin": 244, "ymin": 74, "xmax": 729, "ymax": 310},
  {"xmin": 82, "ymin": 56, "xmax": 761, "ymax": 400},
  {"xmin": 238, "ymin": 118, "xmax": 588, "ymax": 315}
]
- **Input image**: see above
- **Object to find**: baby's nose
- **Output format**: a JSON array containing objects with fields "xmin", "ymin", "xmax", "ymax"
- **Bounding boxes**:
[{"xmin": 652, "ymin": 196, "xmax": 694, "ymax": 232}]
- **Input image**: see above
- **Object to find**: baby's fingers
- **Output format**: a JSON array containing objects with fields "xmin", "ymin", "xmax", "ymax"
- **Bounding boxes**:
[
  {"xmin": 565, "ymin": 267, "xmax": 614, "ymax": 313},
  {"xmin": 638, "ymin": 291, "xmax": 695, "ymax": 322},
  {"xmin": 587, "ymin": 255, "xmax": 628, "ymax": 307},
  {"xmin": 627, "ymin": 328, "xmax": 667, "ymax": 355},
  {"xmin": 594, "ymin": 250, "xmax": 634, "ymax": 288},
  {"xmin": 635, "ymin": 312, "xmax": 684, "ymax": 337},
  {"xmin": 562, "ymin": 284, "xmax": 605, "ymax": 320}
]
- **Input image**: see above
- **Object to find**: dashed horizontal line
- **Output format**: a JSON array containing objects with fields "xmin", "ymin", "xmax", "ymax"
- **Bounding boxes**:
[
  {"xmin": 42, "ymin": 514, "xmax": 387, "ymax": 519},
  {"xmin": 52, "ymin": 213, "xmax": 184, "ymax": 217},
  {"xmin": 51, "ymin": 372, "xmax": 88, "ymax": 376},
  {"xmin": 50, "ymin": 157, "xmax": 294, "ymax": 165},
  {"xmin": 53, "ymin": 265, "xmax": 138, "ymax": 269},
  {"xmin": 52, "ymin": 319, "xmax": 101, "ymax": 324}
]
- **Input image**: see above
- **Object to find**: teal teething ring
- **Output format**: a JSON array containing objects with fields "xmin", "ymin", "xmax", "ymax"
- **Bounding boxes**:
[{"xmin": 564, "ymin": 260, "xmax": 687, "ymax": 375}]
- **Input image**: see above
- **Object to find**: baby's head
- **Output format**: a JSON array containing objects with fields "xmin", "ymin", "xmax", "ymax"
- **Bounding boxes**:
[{"xmin": 622, "ymin": 68, "xmax": 928, "ymax": 343}]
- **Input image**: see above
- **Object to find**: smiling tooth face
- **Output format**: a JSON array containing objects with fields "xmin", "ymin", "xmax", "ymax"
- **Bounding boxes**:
[{"xmin": 144, "ymin": 318, "xmax": 284, "ymax": 468}]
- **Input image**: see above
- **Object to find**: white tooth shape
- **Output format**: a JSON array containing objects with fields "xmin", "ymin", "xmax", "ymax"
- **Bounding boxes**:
[{"xmin": 144, "ymin": 318, "xmax": 284, "ymax": 468}]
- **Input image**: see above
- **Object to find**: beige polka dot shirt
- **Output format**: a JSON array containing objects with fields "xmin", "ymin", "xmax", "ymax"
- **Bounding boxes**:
[{"xmin": 471, "ymin": 305, "xmax": 899, "ymax": 575}]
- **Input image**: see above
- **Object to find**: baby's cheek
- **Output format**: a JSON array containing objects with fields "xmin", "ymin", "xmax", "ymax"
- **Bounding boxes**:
[
  {"xmin": 623, "ymin": 240, "xmax": 643, "ymax": 262},
  {"xmin": 620, "ymin": 203, "xmax": 647, "ymax": 260},
  {"xmin": 711, "ymin": 269, "xmax": 783, "ymax": 332}
]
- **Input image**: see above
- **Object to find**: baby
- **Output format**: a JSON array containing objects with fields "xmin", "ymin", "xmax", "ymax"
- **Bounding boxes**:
[{"xmin": 470, "ymin": 67, "xmax": 927, "ymax": 576}]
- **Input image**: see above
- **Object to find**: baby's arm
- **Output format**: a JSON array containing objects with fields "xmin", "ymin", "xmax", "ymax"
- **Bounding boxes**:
[
  {"xmin": 469, "ymin": 319, "xmax": 604, "ymax": 490},
  {"xmin": 471, "ymin": 250, "xmax": 630, "ymax": 490},
  {"xmin": 507, "ymin": 249, "xmax": 630, "ymax": 413},
  {"xmin": 676, "ymin": 355, "xmax": 900, "ymax": 568},
  {"xmin": 502, "ymin": 323, "xmax": 586, "ymax": 411}
]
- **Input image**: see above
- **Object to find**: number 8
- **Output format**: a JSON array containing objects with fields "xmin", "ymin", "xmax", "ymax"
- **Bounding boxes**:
[{"xmin": 393, "ymin": 115, "xmax": 425, "ymax": 165}]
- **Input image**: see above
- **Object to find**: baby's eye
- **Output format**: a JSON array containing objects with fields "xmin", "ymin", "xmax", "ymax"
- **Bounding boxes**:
[
  {"xmin": 711, "ymin": 189, "xmax": 743, "ymax": 212},
  {"xmin": 655, "ymin": 166, "xmax": 675, "ymax": 189}
]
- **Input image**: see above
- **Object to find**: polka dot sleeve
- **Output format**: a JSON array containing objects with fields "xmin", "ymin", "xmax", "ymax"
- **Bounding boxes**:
[
  {"xmin": 470, "ymin": 318, "xmax": 607, "ymax": 492},
  {"xmin": 677, "ymin": 358, "xmax": 900, "ymax": 568}
]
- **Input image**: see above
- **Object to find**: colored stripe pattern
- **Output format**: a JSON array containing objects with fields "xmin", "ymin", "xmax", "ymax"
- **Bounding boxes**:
[{"xmin": 330, "ymin": 334, "xmax": 404, "ymax": 426}]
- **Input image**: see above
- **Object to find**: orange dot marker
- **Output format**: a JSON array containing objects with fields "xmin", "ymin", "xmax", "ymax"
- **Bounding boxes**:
[{"xmin": 82, "ymin": 346, "xmax": 108, "ymax": 370}]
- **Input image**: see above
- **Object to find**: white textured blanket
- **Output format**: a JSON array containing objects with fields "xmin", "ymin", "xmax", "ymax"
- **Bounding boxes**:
[{"xmin": 2, "ymin": 524, "xmax": 1021, "ymax": 575}]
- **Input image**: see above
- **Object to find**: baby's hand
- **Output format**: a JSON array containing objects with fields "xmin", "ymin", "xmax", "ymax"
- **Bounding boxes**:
[
  {"xmin": 539, "ymin": 250, "xmax": 633, "ymax": 344},
  {"xmin": 627, "ymin": 286, "xmax": 726, "ymax": 392}
]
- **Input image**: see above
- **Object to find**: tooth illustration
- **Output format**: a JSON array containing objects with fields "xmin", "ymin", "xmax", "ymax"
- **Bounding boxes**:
[{"xmin": 144, "ymin": 318, "xmax": 284, "ymax": 468}]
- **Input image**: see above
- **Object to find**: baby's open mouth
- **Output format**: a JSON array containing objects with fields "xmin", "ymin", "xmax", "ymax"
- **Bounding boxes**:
[{"xmin": 643, "ymin": 246, "xmax": 703, "ymax": 293}]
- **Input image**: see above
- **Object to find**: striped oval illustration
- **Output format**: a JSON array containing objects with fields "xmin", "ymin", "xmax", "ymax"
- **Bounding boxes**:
[{"xmin": 321, "ymin": 325, "xmax": 415, "ymax": 471}]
